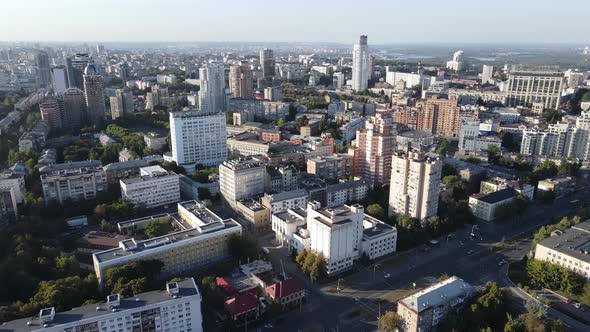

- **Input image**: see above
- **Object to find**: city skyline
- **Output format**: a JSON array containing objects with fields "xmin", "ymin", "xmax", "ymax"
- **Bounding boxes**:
[{"xmin": 2, "ymin": 0, "xmax": 589, "ymax": 44}]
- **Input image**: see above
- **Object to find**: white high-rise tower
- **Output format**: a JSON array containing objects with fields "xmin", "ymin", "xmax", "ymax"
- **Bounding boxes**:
[
  {"xmin": 198, "ymin": 63, "xmax": 225, "ymax": 114},
  {"xmin": 352, "ymin": 35, "xmax": 369, "ymax": 92}
]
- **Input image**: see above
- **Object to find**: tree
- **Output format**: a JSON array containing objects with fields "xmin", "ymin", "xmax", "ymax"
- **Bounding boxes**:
[
  {"xmin": 301, "ymin": 251, "xmax": 316, "ymax": 275},
  {"xmin": 227, "ymin": 234, "xmax": 259, "ymax": 262},
  {"xmin": 277, "ymin": 118, "xmax": 285, "ymax": 129},
  {"xmin": 525, "ymin": 300, "xmax": 547, "ymax": 319},
  {"xmin": 295, "ymin": 249, "xmax": 308, "ymax": 267},
  {"xmin": 104, "ymin": 260, "xmax": 164, "ymax": 296},
  {"xmin": 379, "ymin": 311, "xmax": 402, "ymax": 332},
  {"xmin": 436, "ymin": 139, "xmax": 450, "ymax": 155},
  {"xmin": 501, "ymin": 132, "xmax": 518, "ymax": 152},
  {"xmin": 541, "ymin": 109, "xmax": 562, "ymax": 124},
  {"xmin": 366, "ymin": 203, "xmax": 386, "ymax": 221},
  {"xmin": 144, "ymin": 219, "xmax": 173, "ymax": 238},
  {"xmin": 309, "ymin": 254, "xmax": 327, "ymax": 282}
]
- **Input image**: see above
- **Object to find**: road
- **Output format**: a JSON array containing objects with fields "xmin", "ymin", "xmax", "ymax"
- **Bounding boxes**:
[{"xmin": 257, "ymin": 187, "xmax": 590, "ymax": 332}]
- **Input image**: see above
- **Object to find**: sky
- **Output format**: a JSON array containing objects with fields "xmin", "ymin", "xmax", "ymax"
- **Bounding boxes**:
[{"xmin": 2, "ymin": 0, "xmax": 589, "ymax": 44}]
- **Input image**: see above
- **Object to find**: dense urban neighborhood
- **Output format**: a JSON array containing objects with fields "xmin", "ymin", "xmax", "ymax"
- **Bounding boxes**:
[{"xmin": 2, "ymin": 3, "xmax": 590, "ymax": 331}]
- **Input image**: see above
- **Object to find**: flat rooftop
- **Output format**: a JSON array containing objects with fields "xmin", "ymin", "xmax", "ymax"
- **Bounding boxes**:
[
  {"xmin": 274, "ymin": 208, "xmax": 307, "ymax": 224},
  {"xmin": 94, "ymin": 219, "xmax": 240, "ymax": 264},
  {"xmin": 0, "ymin": 278, "xmax": 199, "ymax": 332},
  {"xmin": 537, "ymin": 221, "xmax": 590, "ymax": 264},
  {"xmin": 399, "ymin": 276, "xmax": 472, "ymax": 313}
]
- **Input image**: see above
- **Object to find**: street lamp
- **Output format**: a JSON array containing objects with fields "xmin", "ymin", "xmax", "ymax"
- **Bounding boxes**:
[
  {"xmin": 337, "ymin": 278, "xmax": 344, "ymax": 292},
  {"xmin": 373, "ymin": 264, "xmax": 381, "ymax": 281}
]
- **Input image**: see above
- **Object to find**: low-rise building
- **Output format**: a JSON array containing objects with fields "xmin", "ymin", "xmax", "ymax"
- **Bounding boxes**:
[
  {"xmin": 143, "ymin": 132, "xmax": 167, "ymax": 151},
  {"xmin": 537, "ymin": 175, "xmax": 576, "ymax": 198},
  {"xmin": 103, "ymin": 160, "xmax": 149, "ymax": 185},
  {"xmin": 0, "ymin": 278, "xmax": 204, "ymax": 332},
  {"xmin": 77, "ymin": 231, "xmax": 131, "ymax": 254},
  {"xmin": 40, "ymin": 160, "xmax": 107, "ymax": 205},
  {"xmin": 272, "ymin": 208, "xmax": 307, "ymax": 251},
  {"xmin": 265, "ymin": 277, "xmax": 306, "ymax": 310},
  {"xmin": 261, "ymin": 189, "xmax": 308, "ymax": 214},
  {"xmin": 120, "ymin": 166, "xmax": 180, "ymax": 209},
  {"xmin": 468, "ymin": 187, "xmax": 517, "ymax": 221},
  {"xmin": 93, "ymin": 201, "xmax": 242, "ymax": 284},
  {"xmin": 224, "ymin": 292, "xmax": 260, "ymax": 326},
  {"xmin": 397, "ymin": 276, "xmax": 473, "ymax": 332},
  {"xmin": 236, "ymin": 199, "xmax": 271, "ymax": 229},
  {"xmin": 534, "ymin": 220, "xmax": 590, "ymax": 279},
  {"xmin": 479, "ymin": 177, "xmax": 535, "ymax": 200},
  {"xmin": 178, "ymin": 174, "xmax": 220, "ymax": 200}
]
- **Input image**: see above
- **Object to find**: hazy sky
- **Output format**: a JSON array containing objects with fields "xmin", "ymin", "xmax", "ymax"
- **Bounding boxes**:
[{"xmin": 2, "ymin": 0, "xmax": 589, "ymax": 44}]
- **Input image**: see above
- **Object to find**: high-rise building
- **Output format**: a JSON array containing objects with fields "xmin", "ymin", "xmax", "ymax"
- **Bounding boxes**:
[
  {"xmin": 68, "ymin": 53, "xmax": 91, "ymax": 89},
  {"xmin": 263, "ymin": 86, "xmax": 282, "ymax": 101},
  {"xmin": 481, "ymin": 64, "xmax": 494, "ymax": 84},
  {"xmin": 110, "ymin": 89, "xmax": 134, "ymax": 120},
  {"xmin": 505, "ymin": 70, "xmax": 564, "ymax": 110},
  {"xmin": 446, "ymin": 50, "xmax": 464, "ymax": 72},
  {"xmin": 36, "ymin": 51, "xmax": 51, "ymax": 88},
  {"xmin": 352, "ymin": 35, "xmax": 369, "ymax": 91},
  {"xmin": 260, "ymin": 48, "xmax": 276, "ymax": 82},
  {"xmin": 388, "ymin": 150, "xmax": 442, "ymax": 220},
  {"xmin": 83, "ymin": 63, "xmax": 106, "ymax": 125},
  {"xmin": 415, "ymin": 97, "xmax": 462, "ymax": 137},
  {"xmin": 219, "ymin": 158, "xmax": 266, "ymax": 208},
  {"xmin": 39, "ymin": 95, "xmax": 62, "ymax": 130},
  {"xmin": 333, "ymin": 72, "xmax": 345, "ymax": 89},
  {"xmin": 350, "ymin": 113, "xmax": 397, "ymax": 187},
  {"xmin": 169, "ymin": 111, "xmax": 227, "ymax": 169},
  {"xmin": 198, "ymin": 63, "xmax": 225, "ymax": 114},
  {"xmin": 229, "ymin": 64, "xmax": 254, "ymax": 99},
  {"xmin": 61, "ymin": 88, "xmax": 86, "ymax": 131},
  {"xmin": 50, "ymin": 66, "xmax": 68, "ymax": 94}
]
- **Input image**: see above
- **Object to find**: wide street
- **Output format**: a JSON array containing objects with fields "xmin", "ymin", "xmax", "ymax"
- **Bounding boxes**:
[{"xmin": 258, "ymin": 187, "xmax": 590, "ymax": 332}]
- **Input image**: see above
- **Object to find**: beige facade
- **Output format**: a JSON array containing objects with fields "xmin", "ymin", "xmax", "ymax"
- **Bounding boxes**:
[{"xmin": 388, "ymin": 151, "xmax": 442, "ymax": 220}]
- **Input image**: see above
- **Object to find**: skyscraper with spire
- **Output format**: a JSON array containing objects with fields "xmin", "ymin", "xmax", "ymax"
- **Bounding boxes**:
[{"xmin": 352, "ymin": 35, "xmax": 369, "ymax": 92}]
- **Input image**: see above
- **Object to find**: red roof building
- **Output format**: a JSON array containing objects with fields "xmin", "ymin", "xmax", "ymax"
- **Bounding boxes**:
[
  {"xmin": 224, "ymin": 292, "xmax": 260, "ymax": 325},
  {"xmin": 265, "ymin": 277, "xmax": 305, "ymax": 309},
  {"xmin": 216, "ymin": 277, "xmax": 237, "ymax": 296}
]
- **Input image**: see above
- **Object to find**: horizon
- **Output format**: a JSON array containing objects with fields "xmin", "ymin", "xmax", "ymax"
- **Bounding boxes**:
[{"xmin": 2, "ymin": 0, "xmax": 589, "ymax": 44}]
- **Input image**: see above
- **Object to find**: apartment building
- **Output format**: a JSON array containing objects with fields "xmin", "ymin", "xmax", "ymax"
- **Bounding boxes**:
[
  {"xmin": 0, "ymin": 278, "xmax": 203, "ymax": 332},
  {"xmin": 227, "ymin": 137, "xmax": 270, "ymax": 157},
  {"xmin": 169, "ymin": 111, "xmax": 227, "ymax": 170},
  {"xmin": 120, "ymin": 166, "xmax": 180, "ymax": 209},
  {"xmin": 537, "ymin": 175, "xmax": 576, "ymax": 198},
  {"xmin": 415, "ymin": 97, "xmax": 462, "ymax": 137},
  {"xmin": 228, "ymin": 99, "xmax": 289, "ymax": 124},
  {"xmin": 458, "ymin": 119, "xmax": 502, "ymax": 153},
  {"xmin": 265, "ymin": 165, "xmax": 299, "ymax": 194},
  {"xmin": 505, "ymin": 70, "xmax": 564, "ymax": 110},
  {"xmin": 480, "ymin": 177, "xmax": 535, "ymax": 200},
  {"xmin": 534, "ymin": 220, "xmax": 590, "ymax": 279},
  {"xmin": 307, "ymin": 154, "xmax": 353, "ymax": 180},
  {"xmin": 388, "ymin": 151, "xmax": 442, "ymax": 220},
  {"xmin": 0, "ymin": 171, "xmax": 25, "ymax": 204},
  {"xmin": 397, "ymin": 276, "xmax": 473, "ymax": 332},
  {"xmin": 219, "ymin": 159, "xmax": 266, "ymax": 208},
  {"xmin": 103, "ymin": 159, "xmax": 149, "ymax": 185},
  {"xmin": 0, "ymin": 188, "xmax": 17, "ymax": 222},
  {"xmin": 93, "ymin": 201, "xmax": 242, "ymax": 284},
  {"xmin": 326, "ymin": 180, "xmax": 369, "ymax": 208},
  {"xmin": 40, "ymin": 160, "xmax": 107, "ymax": 205},
  {"xmin": 261, "ymin": 189, "xmax": 308, "ymax": 214},
  {"xmin": 350, "ymin": 113, "xmax": 397, "ymax": 187}
]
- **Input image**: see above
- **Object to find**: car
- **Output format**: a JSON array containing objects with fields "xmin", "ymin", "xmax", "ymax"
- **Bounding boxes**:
[
  {"xmin": 459, "ymin": 240, "xmax": 464, "ymax": 246},
  {"xmin": 498, "ymin": 259, "xmax": 507, "ymax": 266},
  {"xmin": 384, "ymin": 273, "xmax": 391, "ymax": 279},
  {"xmin": 467, "ymin": 250, "xmax": 475, "ymax": 255},
  {"xmin": 574, "ymin": 302, "xmax": 581, "ymax": 309}
]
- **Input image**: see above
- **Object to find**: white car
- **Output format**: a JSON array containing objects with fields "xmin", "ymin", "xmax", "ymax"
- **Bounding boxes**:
[
  {"xmin": 384, "ymin": 273, "xmax": 391, "ymax": 279},
  {"xmin": 574, "ymin": 303, "xmax": 582, "ymax": 309}
]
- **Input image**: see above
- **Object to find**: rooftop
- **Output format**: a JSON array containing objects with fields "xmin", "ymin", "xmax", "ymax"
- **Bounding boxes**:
[
  {"xmin": 265, "ymin": 278, "xmax": 305, "ymax": 300},
  {"xmin": 399, "ymin": 276, "xmax": 472, "ymax": 313},
  {"xmin": 0, "ymin": 278, "xmax": 199, "ymax": 332},
  {"xmin": 537, "ymin": 220, "xmax": 590, "ymax": 264},
  {"xmin": 263, "ymin": 189, "xmax": 308, "ymax": 203},
  {"xmin": 39, "ymin": 160, "xmax": 102, "ymax": 176},
  {"xmin": 103, "ymin": 160, "xmax": 148, "ymax": 171},
  {"xmin": 471, "ymin": 187, "xmax": 516, "ymax": 204},
  {"xmin": 274, "ymin": 208, "xmax": 307, "ymax": 224}
]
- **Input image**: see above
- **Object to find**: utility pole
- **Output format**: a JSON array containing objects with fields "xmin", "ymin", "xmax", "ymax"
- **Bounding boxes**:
[
  {"xmin": 373, "ymin": 264, "xmax": 381, "ymax": 281},
  {"xmin": 377, "ymin": 302, "xmax": 381, "ymax": 330}
]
